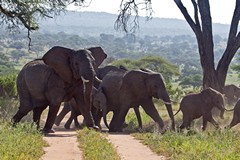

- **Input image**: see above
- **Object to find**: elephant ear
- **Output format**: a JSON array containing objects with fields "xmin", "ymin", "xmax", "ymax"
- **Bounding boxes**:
[
  {"xmin": 42, "ymin": 46, "xmax": 74, "ymax": 83},
  {"xmin": 87, "ymin": 47, "xmax": 107, "ymax": 68},
  {"xmin": 201, "ymin": 88, "xmax": 215, "ymax": 105}
]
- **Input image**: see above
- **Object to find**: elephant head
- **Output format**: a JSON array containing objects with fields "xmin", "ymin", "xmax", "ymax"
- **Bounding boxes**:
[
  {"xmin": 145, "ymin": 72, "xmax": 175, "ymax": 130},
  {"xmin": 201, "ymin": 87, "xmax": 225, "ymax": 119},
  {"xmin": 92, "ymin": 89, "xmax": 108, "ymax": 128},
  {"xmin": 42, "ymin": 46, "xmax": 107, "ymax": 83}
]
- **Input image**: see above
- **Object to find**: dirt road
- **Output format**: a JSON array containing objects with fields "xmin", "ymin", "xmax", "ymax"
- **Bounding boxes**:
[{"xmin": 41, "ymin": 117, "xmax": 165, "ymax": 160}]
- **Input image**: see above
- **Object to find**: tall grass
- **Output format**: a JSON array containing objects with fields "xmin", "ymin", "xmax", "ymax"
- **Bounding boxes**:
[
  {"xmin": 126, "ymin": 102, "xmax": 240, "ymax": 160},
  {"xmin": 77, "ymin": 128, "xmax": 120, "ymax": 160},
  {"xmin": 0, "ymin": 121, "xmax": 46, "ymax": 160},
  {"xmin": 0, "ymin": 97, "xmax": 46, "ymax": 160},
  {"xmin": 134, "ymin": 130, "xmax": 240, "ymax": 160}
]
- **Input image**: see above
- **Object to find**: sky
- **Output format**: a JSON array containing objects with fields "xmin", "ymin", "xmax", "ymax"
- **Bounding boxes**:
[{"xmin": 68, "ymin": 0, "xmax": 235, "ymax": 24}]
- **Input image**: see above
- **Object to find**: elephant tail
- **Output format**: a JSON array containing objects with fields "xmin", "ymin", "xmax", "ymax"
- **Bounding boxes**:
[{"xmin": 173, "ymin": 106, "xmax": 181, "ymax": 116}]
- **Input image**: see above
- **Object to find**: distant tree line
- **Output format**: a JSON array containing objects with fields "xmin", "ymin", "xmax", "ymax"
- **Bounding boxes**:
[{"xmin": 0, "ymin": 30, "xmax": 234, "ymax": 92}]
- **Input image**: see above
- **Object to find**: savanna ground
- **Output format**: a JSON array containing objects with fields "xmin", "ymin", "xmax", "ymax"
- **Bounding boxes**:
[{"xmin": 1, "ymin": 97, "xmax": 240, "ymax": 160}]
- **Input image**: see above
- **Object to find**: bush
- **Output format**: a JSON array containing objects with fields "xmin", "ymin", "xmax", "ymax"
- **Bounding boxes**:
[{"xmin": 0, "ymin": 73, "xmax": 17, "ymax": 97}]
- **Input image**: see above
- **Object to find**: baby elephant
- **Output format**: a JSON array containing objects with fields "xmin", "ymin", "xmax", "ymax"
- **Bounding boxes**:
[
  {"xmin": 175, "ymin": 87, "xmax": 225, "ymax": 131},
  {"xmin": 227, "ymin": 99, "xmax": 240, "ymax": 128}
]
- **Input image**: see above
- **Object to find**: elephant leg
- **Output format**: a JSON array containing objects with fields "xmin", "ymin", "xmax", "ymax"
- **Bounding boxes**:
[
  {"xmin": 229, "ymin": 113, "xmax": 240, "ymax": 128},
  {"xmin": 73, "ymin": 116, "xmax": 81, "ymax": 129},
  {"xmin": 55, "ymin": 103, "xmax": 71, "ymax": 126},
  {"xmin": 12, "ymin": 104, "xmax": 32, "ymax": 125},
  {"xmin": 141, "ymin": 100, "xmax": 164, "ymax": 129},
  {"xmin": 134, "ymin": 106, "xmax": 142, "ymax": 129},
  {"xmin": 33, "ymin": 106, "xmax": 47, "ymax": 129},
  {"xmin": 74, "ymin": 93, "xmax": 95, "ymax": 129},
  {"xmin": 202, "ymin": 117, "xmax": 208, "ymax": 131},
  {"xmin": 179, "ymin": 116, "xmax": 191, "ymax": 130},
  {"xmin": 206, "ymin": 113, "xmax": 219, "ymax": 129},
  {"xmin": 71, "ymin": 107, "xmax": 81, "ymax": 129},
  {"xmin": 109, "ymin": 111, "xmax": 120, "ymax": 132},
  {"xmin": 42, "ymin": 104, "xmax": 61, "ymax": 133},
  {"xmin": 92, "ymin": 109, "xmax": 102, "ymax": 130},
  {"xmin": 114, "ymin": 107, "xmax": 130, "ymax": 132},
  {"xmin": 64, "ymin": 116, "xmax": 73, "ymax": 129}
]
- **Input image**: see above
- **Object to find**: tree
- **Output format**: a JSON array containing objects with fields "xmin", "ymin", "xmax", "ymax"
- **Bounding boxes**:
[
  {"xmin": 0, "ymin": 0, "xmax": 86, "ymax": 41},
  {"xmin": 111, "ymin": 55, "xmax": 180, "ymax": 82},
  {"xmin": 231, "ymin": 52, "xmax": 240, "ymax": 77},
  {"xmin": 116, "ymin": 0, "xmax": 240, "ymax": 92}
]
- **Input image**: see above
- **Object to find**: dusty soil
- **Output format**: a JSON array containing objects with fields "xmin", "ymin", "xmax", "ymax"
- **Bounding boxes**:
[{"xmin": 41, "ymin": 115, "xmax": 165, "ymax": 160}]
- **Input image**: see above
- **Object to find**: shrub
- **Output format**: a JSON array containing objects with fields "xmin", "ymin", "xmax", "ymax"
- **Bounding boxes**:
[{"xmin": 0, "ymin": 73, "xmax": 17, "ymax": 97}]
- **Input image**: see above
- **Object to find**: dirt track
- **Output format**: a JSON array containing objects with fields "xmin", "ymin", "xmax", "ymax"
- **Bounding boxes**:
[{"xmin": 41, "ymin": 116, "xmax": 165, "ymax": 160}]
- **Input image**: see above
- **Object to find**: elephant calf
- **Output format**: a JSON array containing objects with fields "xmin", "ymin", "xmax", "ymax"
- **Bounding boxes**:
[
  {"xmin": 223, "ymin": 84, "xmax": 240, "ymax": 105},
  {"xmin": 227, "ymin": 99, "xmax": 240, "ymax": 128},
  {"xmin": 55, "ymin": 87, "xmax": 103, "ymax": 129},
  {"xmin": 175, "ymin": 87, "xmax": 225, "ymax": 131}
]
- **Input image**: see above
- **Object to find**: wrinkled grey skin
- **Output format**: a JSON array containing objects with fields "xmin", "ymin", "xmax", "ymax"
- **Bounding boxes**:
[
  {"xmin": 55, "ymin": 87, "xmax": 103, "ymax": 129},
  {"xmin": 93, "ymin": 88, "xmax": 142, "ymax": 130},
  {"xmin": 12, "ymin": 46, "xmax": 107, "ymax": 133},
  {"xmin": 99, "ymin": 69, "xmax": 175, "ymax": 132},
  {"xmin": 223, "ymin": 84, "xmax": 240, "ymax": 105},
  {"xmin": 227, "ymin": 99, "xmax": 240, "ymax": 128},
  {"xmin": 175, "ymin": 87, "xmax": 225, "ymax": 131},
  {"xmin": 55, "ymin": 65, "xmax": 142, "ymax": 130}
]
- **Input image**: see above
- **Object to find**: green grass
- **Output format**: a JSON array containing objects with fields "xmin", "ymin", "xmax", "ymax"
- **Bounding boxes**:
[
  {"xmin": 77, "ymin": 128, "xmax": 120, "ymax": 160},
  {"xmin": 125, "ymin": 102, "xmax": 240, "ymax": 160},
  {"xmin": 0, "ymin": 121, "xmax": 46, "ymax": 160},
  {"xmin": 133, "ymin": 130, "xmax": 240, "ymax": 160}
]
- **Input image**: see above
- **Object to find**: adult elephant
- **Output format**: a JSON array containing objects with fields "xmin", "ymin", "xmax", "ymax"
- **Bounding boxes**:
[
  {"xmin": 12, "ymin": 46, "xmax": 107, "ymax": 133},
  {"xmin": 174, "ymin": 87, "xmax": 225, "ymax": 131},
  {"xmin": 223, "ymin": 84, "xmax": 240, "ymax": 105},
  {"xmin": 97, "ymin": 69, "xmax": 175, "ymax": 132}
]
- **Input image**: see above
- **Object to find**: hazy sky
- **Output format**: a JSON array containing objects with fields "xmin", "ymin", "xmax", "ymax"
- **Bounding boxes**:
[{"xmin": 68, "ymin": 0, "xmax": 235, "ymax": 24}]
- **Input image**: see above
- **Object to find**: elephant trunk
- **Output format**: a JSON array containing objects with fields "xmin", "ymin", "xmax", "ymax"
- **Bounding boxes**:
[
  {"xmin": 162, "ymin": 94, "xmax": 175, "ymax": 130},
  {"xmin": 220, "ymin": 105, "xmax": 225, "ymax": 119},
  {"xmin": 81, "ymin": 75, "xmax": 95, "ymax": 127}
]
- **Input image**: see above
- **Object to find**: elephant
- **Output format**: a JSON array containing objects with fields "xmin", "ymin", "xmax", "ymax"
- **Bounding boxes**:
[
  {"xmin": 55, "ymin": 65, "xmax": 142, "ymax": 130},
  {"xmin": 226, "ymin": 99, "xmax": 240, "ymax": 128},
  {"xmin": 97, "ymin": 69, "xmax": 175, "ymax": 132},
  {"xmin": 174, "ymin": 87, "xmax": 225, "ymax": 131},
  {"xmin": 12, "ymin": 46, "xmax": 107, "ymax": 133},
  {"xmin": 55, "ymin": 87, "xmax": 103, "ymax": 129},
  {"xmin": 223, "ymin": 84, "xmax": 240, "ymax": 105}
]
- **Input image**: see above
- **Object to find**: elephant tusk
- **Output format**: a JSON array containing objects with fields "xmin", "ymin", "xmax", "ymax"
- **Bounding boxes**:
[
  {"xmin": 162, "ymin": 100, "xmax": 172, "ymax": 105},
  {"xmin": 94, "ymin": 76, "xmax": 102, "ymax": 83},
  {"xmin": 81, "ymin": 76, "xmax": 89, "ymax": 83}
]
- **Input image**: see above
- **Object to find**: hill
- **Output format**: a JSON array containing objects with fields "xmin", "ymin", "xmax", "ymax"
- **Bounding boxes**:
[{"xmin": 39, "ymin": 11, "xmax": 230, "ymax": 37}]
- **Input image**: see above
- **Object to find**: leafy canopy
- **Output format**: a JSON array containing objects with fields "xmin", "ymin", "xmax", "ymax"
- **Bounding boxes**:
[
  {"xmin": 111, "ymin": 55, "xmax": 180, "ymax": 82},
  {"xmin": 0, "ymin": 0, "xmax": 86, "ymax": 32}
]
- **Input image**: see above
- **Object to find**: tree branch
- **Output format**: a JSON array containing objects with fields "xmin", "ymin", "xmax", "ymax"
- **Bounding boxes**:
[
  {"xmin": 174, "ymin": 0, "xmax": 200, "ymax": 34},
  {"xmin": 115, "ymin": 0, "xmax": 153, "ymax": 33}
]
